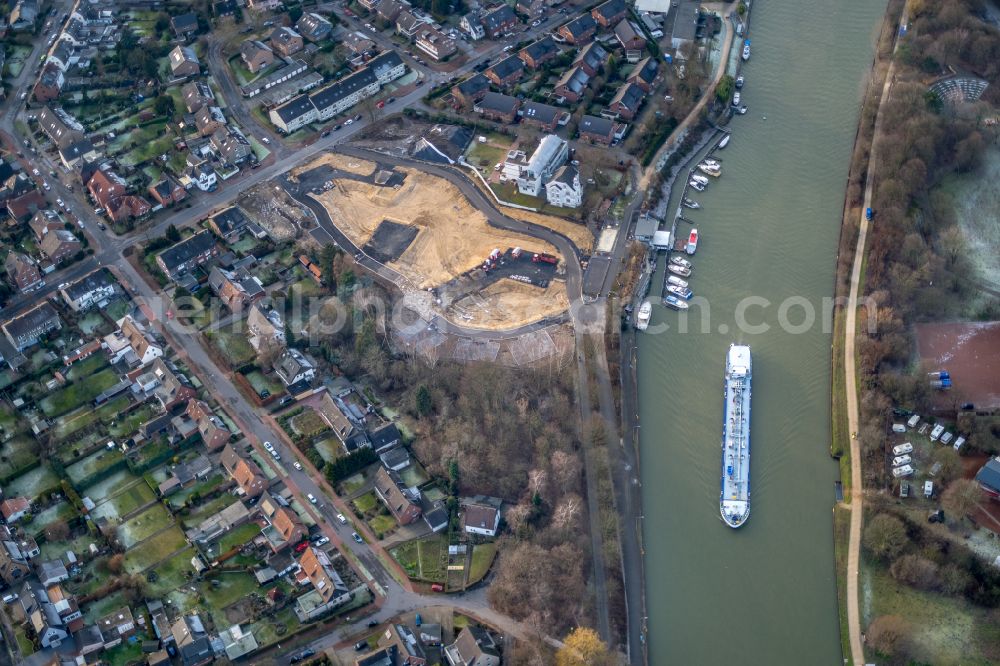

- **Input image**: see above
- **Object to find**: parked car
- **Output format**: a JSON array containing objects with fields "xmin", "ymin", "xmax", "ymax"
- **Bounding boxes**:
[
  {"xmin": 314, "ymin": 536, "xmax": 329, "ymax": 546},
  {"xmin": 307, "ymin": 493, "xmax": 317, "ymax": 504},
  {"xmin": 263, "ymin": 441, "xmax": 274, "ymax": 451},
  {"xmin": 261, "ymin": 136, "xmax": 270, "ymax": 144},
  {"xmin": 337, "ymin": 513, "xmax": 347, "ymax": 524},
  {"xmin": 293, "ymin": 461, "xmax": 303, "ymax": 470},
  {"xmin": 352, "ymin": 532, "xmax": 363, "ymax": 544}
]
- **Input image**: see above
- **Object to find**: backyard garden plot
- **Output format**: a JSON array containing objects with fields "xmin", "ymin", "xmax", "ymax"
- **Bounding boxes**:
[
  {"xmin": 117, "ymin": 503, "xmax": 175, "ymax": 548},
  {"xmin": 66, "ymin": 449, "xmax": 125, "ymax": 486},
  {"xmin": 167, "ymin": 474, "xmax": 228, "ymax": 510},
  {"xmin": 0, "ymin": 435, "xmax": 39, "ymax": 481},
  {"xmin": 90, "ymin": 480, "xmax": 156, "ymax": 523},
  {"xmin": 191, "ymin": 571, "xmax": 261, "ymax": 622},
  {"xmin": 390, "ymin": 534, "xmax": 448, "ymax": 583},
  {"xmin": 32, "ymin": 501, "xmax": 76, "ymax": 533},
  {"xmin": 124, "ymin": 525, "xmax": 188, "ymax": 574},
  {"xmin": 82, "ymin": 469, "xmax": 145, "ymax": 504},
  {"xmin": 182, "ymin": 493, "xmax": 239, "ymax": 529},
  {"xmin": 205, "ymin": 328, "xmax": 256, "ymax": 368},
  {"xmin": 289, "ymin": 408, "xmax": 329, "ymax": 438},
  {"xmin": 146, "ymin": 547, "xmax": 199, "ymax": 597},
  {"xmin": 40, "ymin": 368, "xmax": 120, "ymax": 417},
  {"xmin": 209, "ymin": 522, "xmax": 264, "ymax": 559},
  {"xmin": 468, "ymin": 543, "xmax": 497, "ymax": 585},
  {"xmin": 314, "ymin": 438, "xmax": 343, "ymax": 464},
  {"xmin": 244, "ymin": 370, "xmax": 285, "ymax": 399},
  {"xmin": 5, "ymin": 464, "xmax": 60, "ymax": 501}
]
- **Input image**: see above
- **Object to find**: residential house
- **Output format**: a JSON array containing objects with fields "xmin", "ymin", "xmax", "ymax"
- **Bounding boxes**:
[
  {"xmin": 208, "ymin": 206, "xmax": 249, "ymax": 241},
  {"xmin": 343, "ymin": 31, "xmax": 376, "ymax": 56},
  {"xmin": 294, "ymin": 546, "xmax": 351, "ymax": 620},
  {"xmin": 415, "ymin": 26, "xmax": 457, "ymax": 61},
  {"xmin": 379, "ymin": 447, "xmax": 410, "ymax": 472},
  {"xmin": 221, "ymin": 444, "xmax": 268, "ymax": 498},
  {"xmin": 105, "ymin": 195, "xmax": 151, "ymax": 224},
  {"xmin": 247, "ymin": 303, "xmax": 285, "ymax": 352},
  {"xmin": 369, "ymin": 423, "xmax": 402, "ymax": 454},
  {"xmin": 87, "ymin": 166, "xmax": 126, "ymax": 214},
  {"xmin": 46, "ymin": 584, "xmax": 82, "ymax": 626},
  {"xmin": 516, "ymin": 0, "xmax": 545, "ymax": 18},
  {"xmin": 73, "ymin": 625, "xmax": 105, "ymax": 657},
  {"xmin": 508, "ymin": 134, "xmax": 568, "ymax": 196},
  {"xmin": 97, "ymin": 607, "xmax": 136, "ymax": 649},
  {"xmin": 37, "ymin": 559, "xmax": 69, "ymax": 587},
  {"xmin": 181, "ymin": 81, "xmax": 215, "ymax": 113},
  {"xmin": 452, "ymin": 74, "xmax": 490, "ymax": 107},
  {"xmin": 578, "ymin": 114, "xmax": 615, "ymax": 145},
  {"xmin": 475, "ymin": 92, "xmax": 520, "ymax": 124},
  {"xmin": 357, "ymin": 0, "xmax": 380, "ymax": 12},
  {"xmin": 558, "ymin": 14, "xmax": 597, "ymax": 44},
  {"xmin": 2, "ymin": 303, "xmax": 62, "ymax": 351},
  {"xmin": 263, "ymin": 504, "xmax": 305, "ymax": 553},
  {"xmin": 614, "ymin": 19, "xmax": 646, "ymax": 51},
  {"xmin": 58, "ymin": 137, "xmax": 96, "ymax": 169},
  {"xmin": 357, "ymin": 647, "xmax": 400, "ymax": 666},
  {"xmin": 211, "ymin": 127, "xmax": 252, "ymax": 166},
  {"xmin": 460, "ymin": 12, "xmax": 485, "ymax": 40},
  {"xmin": 608, "ymin": 81, "xmax": 645, "ymax": 120},
  {"xmin": 574, "ymin": 42, "xmax": 608, "ymax": 78},
  {"xmin": 480, "ymin": 4, "xmax": 518, "ymax": 39},
  {"xmin": 214, "ymin": 0, "xmax": 238, "ymax": 19},
  {"xmin": 395, "ymin": 10, "xmax": 427, "ymax": 40},
  {"xmin": 218, "ymin": 625, "xmax": 259, "ymax": 661},
  {"xmin": 46, "ymin": 40, "xmax": 76, "ymax": 74},
  {"xmin": 669, "ymin": 0, "xmax": 699, "ymax": 50},
  {"xmin": 273, "ymin": 348, "xmax": 316, "ymax": 386},
  {"xmin": 6, "ymin": 190, "xmax": 46, "ymax": 223},
  {"xmin": 38, "ymin": 105, "xmax": 84, "ymax": 150},
  {"xmin": 554, "ymin": 66, "xmax": 590, "ymax": 103},
  {"xmin": 160, "ymin": 454, "xmax": 213, "ymax": 495},
  {"xmin": 519, "ymin": 36, "xmax": 558, "ymax": 69},
  {"xmin": 5, "ymin": 252, "xmax": 41, "ymax": 292},
  {"xmin": 8, "ymin": 0, "xmax": 38, "ymax": 31},
  {"xmin": 168, "ymin": 45, "xmax": 201, "ymax": 78},
  {"xmin": 519, "ymin": 101, "xmax": 569, "ymax": 131},
  {"xmin": 592, "ymin": 0, "xmax": 628, "ymax": 27},
  {"xmin": 546, "ymin": 164, "xmax": 583, "ymax": 208},
  {"xmin": 270, "ymin": 27, "xmax": 304, "ymax": 57},
  {"xmin": 0, "ymin": 497, "xmax": 30, "ymax": 523},
  {"xmin": 39, "ymin": 229, "xmax": 81, "ymax": 264},
  {"xmin": 246, "ymin": 0, "xmax": 281, "ymax": 9},
  {"xmin": 444, "ymin": 627, "xmax": 501, "ymax": 666},
  {"xmin": 194, "ymin": 105, "xmax": 226, "ymax": 137},
  {"xmin": 185, "ymin": 501, "xmax": 251, "ymax": 545},
  {"xmin": 171, "ymin": 13, "xmax": 199, "ymax": 38},
  {"xmin": 183, "ymin": 161, "xmax": 218, "ymax": 192},
  {"xmin": 0, "ymin": 540, "xmax": 31, "ymax": 584},
  {"xmin": 111, "ymin": 315, "xmax": 163, "ymax": 366},
  {"xmin": 155, "ymin": 230, "xmax": 219, "ymax": 280},
  {"xmin": 180, "ymin": 635, "xmax": 214, "ymax": 666},
  {"xmin": 377, "ymin": 0, "xmax": 409, "ymax": 22},
  {"xmin": 144, "ymin": 357, "xmax": 196, "ymax": 411},
  {"xmin": 30, "ymin": 608, "xmax": 68, "ymax": 648},
  {"xmin": 485, "ymin": 55, "xmax": 524, "ymax": 88},
  {"xmin": 148, "ymin": 176, "xmax": 187, "ymax": 207},
  {"xmin": 60, "ymin": 268, "xmax": 116, "ymax": 311},
  {"xmin": 296, "ymin": 13, "xmax": 333, "ymax": 42},
  {"xmin": 976, "ymin": 457, "xmax": 1000, "ymax": 497},
  {"xmin": 32, "ymin": 64, "xmax": 65, "ymax": 103},
  {"xmin": 208, "ymin": 266, "xmax": 264, "ymax": 310},
  {"xmin": 171, "ymin": 614, "xmax": 208, "ymax": 648},
  {"xmin": 269, "ymin": 95, "xmax": 317, "ymax": 134},
  {"xmin": 240, "ymin": 40, "xmax": 274, "ymax": 74},
  {"xmin": 373, "ymin": 466, "xmax": 422, "ymax": 525},
  {"xmin": 187, "ymin": 399, "xmax": 231, "ymax": 450},
  {"xmin": 627, "ymin": 56, "xmax": 659, "ymax": 92},
  {"xmin": 240, "ymin": 57, "xmax": 309, "ymax": 97}
]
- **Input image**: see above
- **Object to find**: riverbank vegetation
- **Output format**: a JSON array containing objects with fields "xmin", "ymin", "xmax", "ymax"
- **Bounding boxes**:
[{"xmin": 852, "ymin": 0, "xmax": 1000, "ymax": 661}]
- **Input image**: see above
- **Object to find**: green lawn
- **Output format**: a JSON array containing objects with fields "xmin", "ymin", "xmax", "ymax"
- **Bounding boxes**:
[
  {"xmin": 198, "ymin": 571, "xmax": 260, "ymax": 620},
  {"xmin": 40, "ymin": 368, "xmax": 120, "ymax": 417},
  {"xmin": 391, "ymin": 534, "xmax": 448, "ymax": 583},
  {"xmin": 65, "ymin": 449, "xmax": 125, "ymax": 486},
  {"xmin": 251, "ymin": 607, "xmax": 300, "ymax": 648},
  {"xmin": 65, "ymin": 354, "xmax": 108, "ymax": 381},
  {"xmin": 245, "ymin": 370, "xmax": 284, "ymax": 398},
  {"xmin": 468, "ymin": 543, "xmax": 497, "ymax": 585},
  {"xmin": 338, "ymin": 472, "xmax": 366, "ymax": 496},
  {"xmin": 82, "ymin": 470, "xmax": 143, "ymax": 504},
  {"xmin": 5, "ymin": 464, "xmax": 59, "ymax": 501},
  {"xmin": 116, "ymin": 503, "xmax": 174, "ymax": 548},
  {"xmin": 368, "ymin": 514, "xmax": 396, "ymax": 538},
  {"xmin": 147, "ymin": 547, "xmax": 198, "ymax": 597},
  {"xmin": 353, "ymin": 491, "xmax": 377, "ymax": 514},
  {"xmin": 216, "ymin": 521, "xmax": 263, "ymax": 555},
  {"xmin": 108, "ymin": 403, "xmax": 159, "ymax": 439},
  {"xmin": 103, "ymin": 639, "xmax": 146, "ymax": 666},
  {"xmin": 182, "ymin": 493, "xmax": 238, "ymax": 529},
  {"xmin": 290, "ymin": 408, "xmax": 329, "ymax": 438},
  {"xmin": 206, "ymin": 328, "xmax": 256, "ymax": 367},
  {"xmin": 124, "ymin": 525, "xmax": 188, "ymax": 573},
  {"xmin": 0, "ymin": 435, "xmax": 39, "ymax": 480},
  {"xmin": 83, "ymin": 590, "xmax": 130, "ymax": 623},
  {"xmin": 15, "ymin": 627, "xmax": 34, "ymax": 656}
]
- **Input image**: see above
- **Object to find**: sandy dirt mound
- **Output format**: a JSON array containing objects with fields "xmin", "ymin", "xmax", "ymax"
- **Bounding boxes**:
[
  {"xmin": 290, "ymin": 153, "xmax": 377, "ymax": 179},
  {"xmin": 445, "ymin": 279, "xmax": 568, "ymax": 330}
]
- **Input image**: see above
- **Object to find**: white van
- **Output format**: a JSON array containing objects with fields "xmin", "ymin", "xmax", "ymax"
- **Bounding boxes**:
[
  {"xmin": 892, "ymin": 465, "xmax": 914, "ymax": 478},
  {"xmin": 891, "ymin": 423, "xmax": 906, "ymax": 433},
  {"xmin": 892, "ymin": 455, "xmax": 912, "ymax": 467},
  {"xmin": 930, "ymin": 424, "xmax": 945, "ymax": 441},
  {"xmin": 953, "ymin": 436, "xmax": 965, "ymax": 451},
  {"xmin": 940, "ymin": 431, "xmax": 953, "ymax": 445},
  {"xmin": 892, "ymin": 442, "xmax": 913, "ymax": 456},
  {"xmin": 906, "ymin": 414, "xmax": 920, "ymax": 428}
]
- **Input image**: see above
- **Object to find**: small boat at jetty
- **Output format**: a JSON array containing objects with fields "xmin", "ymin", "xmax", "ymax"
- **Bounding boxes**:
[
  {"xmin": 667, "ymin": 275, "xmax": 689, "ymax": 289},
  {"xmin": 718, "ymin": 134, "xmax": 731, "ymax": 149},
  {"xmin": 702, "ymin": 158, "xmax": 720, "ymax": 168},
  {"xmin": 682, "ymin": 198, "xmax": 700, "ymax": 209},
  {"xmin": 670, "ymin": 256, "xmax": 692, "ymax": 269},
  {"xmin": 685, "ymin": 228, "xmax": 699, "ymax": 255},
  {"xmin": 668, "ymin": 264, "xmax": 691, "ymax": 278},
  {"xmin": 691, "ymin": 173, "xmax": 709, "ymax": 186},
  {"xmin": 735, "ymin": 75, "xmax": 744, "ymax": 89},
  {"xmin": 636, "ymin": 301, "xmax": 651, "ymax": 331},
  {"xmin": 742, "ymin": 40, "xmax": 751, "ymax": 61},
  {"xmin": 721, "ymin": 344, "xmax": 752, "ymax": 528},
  {"xmin": 664, "ymin": 294, "xmax": 689, "ymax": 310},
  {"xmin": 689, "ymin": 180, "xmax": 705, "ymax": 191},
  {"xmin": 737, "ymin": 105, "xmax": 749, "ymax": 115},
  {"xmin": 667, "ymin": 284, "xmax": 693, "ymax": 300},
  {"xmin": 698, "ymin": 163, "xmax": 721, "ymax": 177}
]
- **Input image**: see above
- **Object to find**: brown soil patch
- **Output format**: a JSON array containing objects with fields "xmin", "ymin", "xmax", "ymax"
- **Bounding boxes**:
[
  {"xmin": 310, "ymin": 167, "xmax": 559, "ymax": 289},
  {"xmin": 915, "ymin": 321, "xmax": 1000, "ymax": 409},
  {"xmin": 445, "ymin": 278, "xmax": 568, "ymax": 330},
  {"xmin": 290, "ymin": 152, "xmax": 377, "ymax": 179},
  {"xmin": 505, "ymin": 208, "xmax": 594, "ymax": 254}
]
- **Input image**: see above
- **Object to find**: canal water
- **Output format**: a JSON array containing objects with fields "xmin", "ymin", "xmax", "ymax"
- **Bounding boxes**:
[{"xmin": 637, "ymin": 0, "xmax": 887, "ymax": 663}]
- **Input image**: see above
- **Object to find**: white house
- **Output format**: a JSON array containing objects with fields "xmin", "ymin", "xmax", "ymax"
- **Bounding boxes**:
[
  {"xmin": 545, "ymin": 164, "xmax": 583, "ymax": 208},
  {"xmin": 461, "ymin": 502, "xmax": 501, "ymax": 537},
  {"xmin": 510, "ymin": 134, "xmax": 569, "ymax": 197},
  {"xmin": 60, "ymin": 269, "xmax": 116, "ymax": 311},
  {"xmin": 104, "ymin": 315, "xmax": 163, "ymax": 367},
  {"xmin": 460, "ymin": 12, "xmax": 485, "ymax": 40},
  {"xmin": 273, "ymin": 348, "xmax": 316, "ymax": 386}
]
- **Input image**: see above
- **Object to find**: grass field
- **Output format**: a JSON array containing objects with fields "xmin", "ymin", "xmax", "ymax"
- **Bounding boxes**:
[
  {"xmin": 40, "ymin": 368, "xmax": 119, "ymax": 417},
  {"xmin": 206, "ymin": 328, "xmax": 256, "ymax": 367},
  {"xmin": 833, "ymin": 505, "xmax": 851, "ymax": 663},
  {"xmin": 391, "ymin": 534, "xmax": 447, "ymax": 583},
  {"xmin": 82, "ymin": 470, "xmax": 143, "ymax": 504},
  {"xmin": 368, "ymin": 514, "xmax": 396, "ymax": 538},
  {"xmin": 65, "ymin": 354, "xmax": 108, "ymax": 381},
  {"xmin": 5, "ymin": 464, "xmax": 59, "ymax": 501},
  {"xmin": 353, "ymin": 491, "xmax": 377, "ymax": 514},
  {"xmin": 338, "ymin": 472, "xmax": 366, "ymax": 496},
  {"xmin": 124, "ymin": 525, "xmax": 188, "ymax": 573},
  {"xmin": 108, "ymin": 403, "xmax": 159, "ymax": 439},
  {"xmin": 216, "ymin": 521, "xmax": 263, "ymax": 555},
  {"xmin": 197, "ymin": 571, "xmax": 260, "ymax": 620},
  {"xmin": 117, "ymin": 503, "xmax": 173, "ymax": 548},
  {"xmin": 468, "ymin": 543, "xmax": 497, "ymax": 585},
  {"xmin": 831, "ymin": 306, "xmax": 852, "ymax": 493},
  {"xmin": 0, "ymin": 435, "xmax": 38, "ymax": 480},
  {"xmin": 65, "ymin": 449, "xmax": 124, "ymax": 486},
  {"xmin": 147, "ymin": 547, "xmax": 198, "ymax": 597},
  {"xmin": 245, "ymin": 370, "xmax": 284, "ymax": 398},
  {"xmin": 91, "ymin": 480, "xmax": 155, "ymax": 522},
  {"xmin": 289, "ymin": 408, "xmax": 329, "ymax": 438}
]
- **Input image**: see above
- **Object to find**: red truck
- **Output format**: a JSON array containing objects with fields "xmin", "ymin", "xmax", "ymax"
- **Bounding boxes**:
[{"xmin": 532, "ymin": 253, "xmax": 558, "ymax": 264}]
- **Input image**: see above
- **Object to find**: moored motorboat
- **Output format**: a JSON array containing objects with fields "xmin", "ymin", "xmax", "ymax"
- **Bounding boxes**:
[
  {"xmin": 742, "ymin": 40, "xmax": 751, "ymax": 60},
  {"xmin": 635, "ymin": 301, "xmax": 651, "ymax": 331},
  {"xmin": 735, "ymin": 75, "xmax": 744, "ymax": 89},
  {"xmin": 667, "ymin": 264, "xmax": 691, "ymax": 277},
  {"xmin": 667, "ymin": 275, "xmax": 688, "ymax": 288},
  {"xmin": 698, "ymin": 163, "xmax": 721, "ymax": 177},
  {"xmin": 682, "ymin": 197, "xmax": 700, "ymax": 209},
  {"xmin": 670, "ymin": 256, "xmax": 692, "ymax": 269},
  {"xmin": 688, "ymin": 180, "xmax": 705, "ymax": 192},
  {"xmin": 691, "ymin": 173, "xmax": 709, "ymax": 185},
  {"xmin": 685, "ymin": 228, "xmax": 699, "ymax": 255},
  {"xmin": 666, "ymin": 284, "xmax": 693, "ymax": 300},
  {"xmin": 718, "ymin": 134, "xmax": 731, "ymax": 149},
  {"xmin": 663, "ymin": 294, "xmax": 689, "ymax": 310}
]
